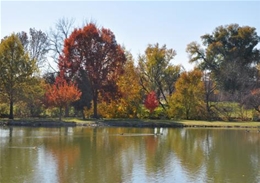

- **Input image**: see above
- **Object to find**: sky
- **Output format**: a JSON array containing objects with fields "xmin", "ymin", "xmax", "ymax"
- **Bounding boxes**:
[{"xmin": 1, "ymin": 1, "xmax": 260, "ymax": 71}]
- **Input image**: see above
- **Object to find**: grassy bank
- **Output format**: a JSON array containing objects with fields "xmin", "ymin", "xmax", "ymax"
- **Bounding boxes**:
[
  {"xmin": 1, "ymin": 118, "xmax": 260, "ymax": 128},
  {"xmin": 64, "ymin": 118, "xmax": 260, "ymax": 128}
]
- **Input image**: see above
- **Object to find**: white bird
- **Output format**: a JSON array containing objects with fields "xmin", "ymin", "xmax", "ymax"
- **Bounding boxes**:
[{"xmin": 154, "ymin": 128, "xmax": 158, "ymax": 135}]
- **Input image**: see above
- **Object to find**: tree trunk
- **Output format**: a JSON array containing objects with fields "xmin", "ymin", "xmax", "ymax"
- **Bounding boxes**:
[
  {"xmin": 9, "ymin": 99, "xmax": 14, "ymax": 119},
  {"xmin": 93, "ymin": 97, "xmax": 98, "ymax": 118},
  {"xmin": 82, "ymin": 109, "xmax": 86, "ymax": 120},
  {"xmin": 206, "ymin": 94, "xmax": 211, "ymax": 119},
  {"xmin": 59, "ymin": 106, "xmax": 62, "ymax": 121}
]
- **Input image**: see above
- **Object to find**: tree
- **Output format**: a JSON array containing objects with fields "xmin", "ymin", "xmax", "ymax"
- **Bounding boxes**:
[
  {"xmin": 144, "ymin": 91, "xmax": 159, "ymax": 114},
  {"xmin": 116, "ymin": 52, "xmax": 142, "ymax": 118},
  {"xmin": 0, "ymin": 34, "xmax": 37, "ymax": 119},
  {"xmin": 59, "ymin": 23, "xmax": 126, "ymax": 118},
  {"xmin": 164, "ymin": 65, "xmax": 182, "ymax": 95},
  {"xmin": 71, "ymin": 68, "xmax": 92, "ymax": 119},
  {"xmin": 43, "ymin": 71, "xmax": 58, "ymax": 85},
  {"xmin": 138, "ymin": 43, "xmax": 181, "ymax": 109},
  {"xmin": 49, "ymin": 17, "xmax": 75, "ymax": 65},
  {"xmin": 17, "ymin": 76, "xmax": 47, "ymax": 117},
  {"xmin": 168, "ymin": 69, "xmax": 205, "ymax": 120},
  {"xmin": 44, "ymin": 74, "xmax": 81, "ymax": 121},
  {"xmin": 98, "ymin": 51, "xmax": 142, "ymax": 118},
  {"xmin": 187, "ymin": 24, "xmax": 260, "ymax": 94},
  {"xmin": 202, "ymin": 71, "xmax": 218, "ymax": 119},
  {"xmin": 243, "ymin": 89, "xmax": 260, "ymax": 113},
  {"xmin": 17, "ymin": 28, "xmax": 50, "ymax": 68}
]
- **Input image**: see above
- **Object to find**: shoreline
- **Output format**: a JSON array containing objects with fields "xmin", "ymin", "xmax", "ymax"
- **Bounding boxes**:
[{"xmin": 1, "ymin": 119, "xmax": 260, "ymax": 129}]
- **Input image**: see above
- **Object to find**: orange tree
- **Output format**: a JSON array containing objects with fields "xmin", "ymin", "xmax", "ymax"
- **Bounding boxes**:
[
  {"xmin": 59, "ymin": 23, "xmax": 126, "ymax": 118},
  {"xmin": 44, "ymin": 74, "xmax": 81, "ymax": 120}
]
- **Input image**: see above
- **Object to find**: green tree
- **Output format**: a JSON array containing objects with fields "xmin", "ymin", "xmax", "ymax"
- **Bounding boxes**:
[
  {"xmin": 168, "ymin": 69, "xmax": 205, "ymax": 120},
  {"xmin": 187, "ymin": 24, "xmax": 260, "ymax": 94},
  {"xmin": 0, "ymin": 34, "xmax": 37, "ymax": 119},
  {"xmin": 16, "ymin": 76, "xmax": 47, "ymax": 117},
  {"xmin": 138, "ymin": 43, "xmax": 181, "ymax": 109}
]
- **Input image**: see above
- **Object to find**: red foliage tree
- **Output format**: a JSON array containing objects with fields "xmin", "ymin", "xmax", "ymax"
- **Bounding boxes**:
[
  {"xmin": 45, "ymin": 75, "xmax": 81, "ymax": 120},
  {"xmin": 59, "ymin": 23, "xmax": 126, "ymax": 118},
  {"xmin": 144, "ymin": 91, "xmax": 159, "ymax": 113}
]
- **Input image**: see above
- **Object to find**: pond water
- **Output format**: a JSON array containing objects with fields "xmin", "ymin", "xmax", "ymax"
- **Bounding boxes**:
[{"xmin": 1, "ymin": 126, "xmax": 260, "ymax": 183}]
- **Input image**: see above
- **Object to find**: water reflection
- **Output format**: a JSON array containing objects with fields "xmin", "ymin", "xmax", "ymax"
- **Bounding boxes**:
[{"xmin": 1, "ymin": 127, "xmax": 260, "ymax": 183}]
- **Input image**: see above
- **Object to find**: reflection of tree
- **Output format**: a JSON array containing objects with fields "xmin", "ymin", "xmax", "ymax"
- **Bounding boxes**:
[
  {"xmin": 205, "ymin": 130, "xmax": 260, "ymax": 183},
  {"xmin": 45, "ymin": 139, "xmax": 80, "ymax": 183},
  {"xmin": 0, "ymin": 128, "xmax": 38, "ymax": 183},
  {"xmin": 168, "ymin": 128, "xmax": 260, "ymax": 183},
  {"xmin": 2, "ymin": 127, "xmax": 260, "ymax": 183}
]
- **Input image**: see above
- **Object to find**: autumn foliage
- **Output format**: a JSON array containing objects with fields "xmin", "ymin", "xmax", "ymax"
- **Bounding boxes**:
[
  {"xmin": 59, "ymin": 23, "xmax": 126, "ymax": 118},
  {"xmin": 167, "ymin": 69, "xmax": 205, "ymax": 120},
  {"xmin": 98, "ymin": 53, "xmax": 142, "ymax": 118},
  {"xmin": 45, "ymin": 75, "xmax": 81, "ymax": 120},
  {"xmin": 144, "ymin": 91, "xmax": 159, "ymax": 113}
]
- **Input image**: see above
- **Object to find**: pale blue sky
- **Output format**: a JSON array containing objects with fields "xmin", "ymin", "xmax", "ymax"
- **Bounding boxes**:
[{"xmin": 1, "ymin": 1, "xmax": 260, "ymax": 70}]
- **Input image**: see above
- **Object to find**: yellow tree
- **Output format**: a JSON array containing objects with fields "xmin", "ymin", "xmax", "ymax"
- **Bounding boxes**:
[
  {"xmin": 98, "ymin": 52, "xmax": 142, "ymax": 118},
  {"xmin": 0, "ymin": 34, "xmax": 37, "ymax": 119},
  {"xmin": 117, "ymin": 52, "xmax": 142, "ymax": 118},
  {"xmin": 168, "ymin": 69, "xmax": 205, "ymax": 120}
]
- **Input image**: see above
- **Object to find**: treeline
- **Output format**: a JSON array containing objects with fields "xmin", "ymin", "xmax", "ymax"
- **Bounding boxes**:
[{"xmin": 0, "ymin": 18, "xmax": 260, "ymax": 121}]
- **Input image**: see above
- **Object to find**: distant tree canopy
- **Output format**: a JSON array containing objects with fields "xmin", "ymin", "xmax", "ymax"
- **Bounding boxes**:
[
  {"xmin": 187, "ymin": 24, "xmax": 260, "ymax": 93},
  {"xmin": 1, "ymin": 20, "xmax": 260, "ymax": 121},
  {"xmin": 59, "ymin": 23, "xmax": 126, "ymax": 118}
]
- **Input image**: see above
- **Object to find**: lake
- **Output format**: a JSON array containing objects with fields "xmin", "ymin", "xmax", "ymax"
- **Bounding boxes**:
[{"xmin": 1, "ymin": 126, "xmax": 260, "ymax": 183}]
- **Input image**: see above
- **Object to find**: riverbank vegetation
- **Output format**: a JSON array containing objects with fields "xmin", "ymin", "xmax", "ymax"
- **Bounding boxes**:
[{"xmin": 1, "ymin": 18, "xmax": 260, "ymax": 123}]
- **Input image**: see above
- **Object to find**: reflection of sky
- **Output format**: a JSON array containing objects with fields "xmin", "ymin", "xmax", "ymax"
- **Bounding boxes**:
[
  {"xmin": 0, "ymin": 127, "xmax": 25, "ymax": 137},
  {"xmin": 33, "ymin": 147, "xmax": 58, "ymax": 183},
  {"xmin": 0, "ymin": 128, "xmax": 12, "ymax": 145},
  {"xmin": 129, "ymin": 150, "xmax": 204, "ymax": 183},
  {"xmin": 131, "ymin": 152, "xmax": 147, "ymax": 183},
  {"xmin": 120, "ymin": 136, "xmax": 193, "ymax": 183},
  {"xmin": 0, "ymin": 128, "xmax": 10, "ymax": 137}
]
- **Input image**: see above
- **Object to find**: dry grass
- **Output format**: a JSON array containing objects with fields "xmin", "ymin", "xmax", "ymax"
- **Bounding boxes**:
[{"xmin": 177, "ymin": 120, "xmax": 260, "ymax": 128}]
